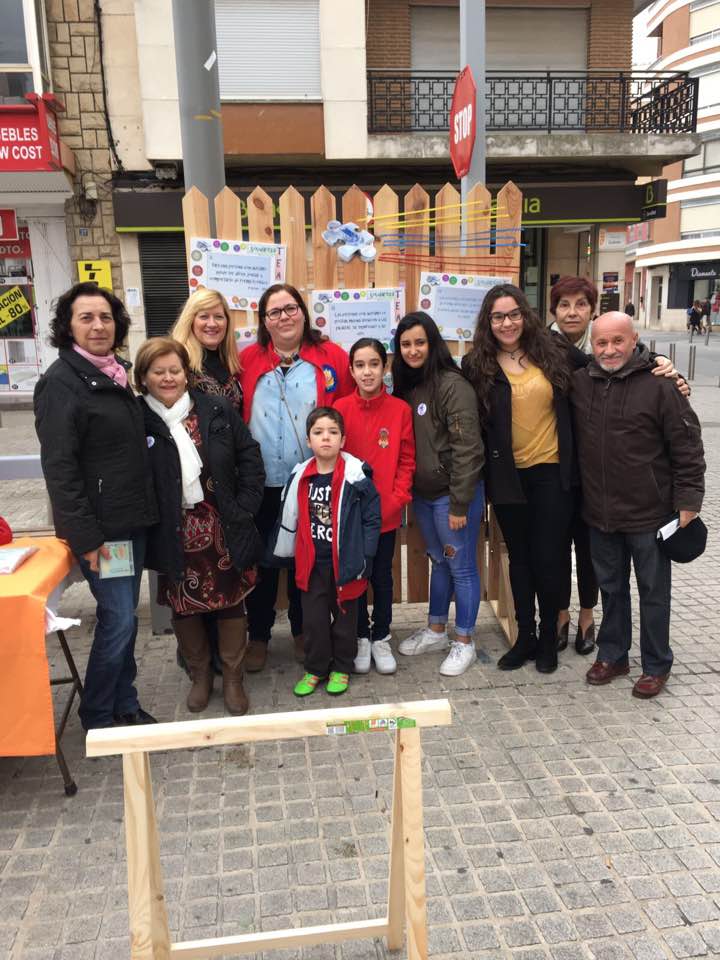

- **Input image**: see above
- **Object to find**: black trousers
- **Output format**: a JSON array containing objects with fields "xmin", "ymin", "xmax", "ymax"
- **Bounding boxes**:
[
  {"xmin": 560, "ymin": 492, "xmax": 599, "ymax": 611},
  {"xmin": 246, "ymin": 486, "xmax": 303, "ymax": 644},
  {"xmin": 589, "ymin": 527, "xmax": 672, "ymax": 676},
  {"xmin": 357, "ymin": 529, "xmax": 396, "ymax": 642},
  {"xmin": 493, "ymin": 464, "xmax": 574, "ymax": 640},
  {"xmin": 302, "ymin": 565, "xmax": 358, "ymax": 676}
]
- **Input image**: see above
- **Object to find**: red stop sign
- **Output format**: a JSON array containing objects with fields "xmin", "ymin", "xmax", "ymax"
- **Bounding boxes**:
[{"xmin": 449, "ymin": 66, "xmax": 477, "ymax": 180}]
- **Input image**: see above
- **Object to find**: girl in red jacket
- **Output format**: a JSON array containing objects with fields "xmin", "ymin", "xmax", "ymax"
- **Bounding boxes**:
[{"xmin": 335, "ymin": 338, "xmax": 415, "ymax": 674}]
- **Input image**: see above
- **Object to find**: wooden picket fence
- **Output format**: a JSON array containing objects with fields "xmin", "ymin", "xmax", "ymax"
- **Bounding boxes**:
[{"xmin": 182, "ymin": 181, "xmax": 520, "ymax": 646}]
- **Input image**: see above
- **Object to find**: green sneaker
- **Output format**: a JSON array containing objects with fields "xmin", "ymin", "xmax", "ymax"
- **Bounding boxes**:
[
  {"xmin": 326, "ymin": 672, "xmax": 349, "ymax": 696},
  {"xmin": 294, "ymin": 673, "xmax": 324, "ymax": 697}
]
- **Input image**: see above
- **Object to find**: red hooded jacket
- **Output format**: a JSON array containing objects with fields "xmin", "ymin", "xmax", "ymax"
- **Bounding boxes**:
[
  {"xmin": 334, "ymin": 387, "xmax": 415, "ymax": 532},
  {"xmin": 239, "ymin": 339, "xmax": 353, "ymax": 423}
]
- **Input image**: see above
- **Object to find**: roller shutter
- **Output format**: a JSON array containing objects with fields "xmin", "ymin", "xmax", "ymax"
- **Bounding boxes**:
[
  {"xmin": 138, "ymin": 234, "xmax": 188, "ymax": 338},
  {"xmin": 215, "ymin": 0, "xmax": 322, "ymax": 100}
]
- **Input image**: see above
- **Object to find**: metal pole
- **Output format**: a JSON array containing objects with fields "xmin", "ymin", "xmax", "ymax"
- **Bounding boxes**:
[
  {"xmin": 688, "ymin": 344, "xmax": 696, "ymax": 381},
  {"xmin": 649, "ymin": 339, "xmax": 656, "ymax": 353},
  {"xmin": 172, "ymin": 0, "xmax": 225, "ymax": 234},
  {"xmin": 705, "ymin": 327, "xmax": 711, "ymax": 346},
  {"xmin": 460, "ymin": 0, "xmax": 486, "ymax": 244},
  {"xmin": 669, "ymin": 342, "xmax": 676, "ymax": 365}
]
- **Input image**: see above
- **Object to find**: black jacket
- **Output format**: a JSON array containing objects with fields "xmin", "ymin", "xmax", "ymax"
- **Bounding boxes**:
[
  {"xmin": 34, "ymin": 349, "xmax": 158, "ymax": 556},
  {"xmin": 570, "ymin": 346, "xmax": 705, "ymax": 533},
  {"xmin": 141, "ymin": 391, "xmax": 265, "ymax": 582}
]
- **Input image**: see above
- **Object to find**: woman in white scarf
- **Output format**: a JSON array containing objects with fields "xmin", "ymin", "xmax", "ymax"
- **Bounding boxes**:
[{"xmin": 136, "ymin": 338, "xmax": 264, "ymax": 717}]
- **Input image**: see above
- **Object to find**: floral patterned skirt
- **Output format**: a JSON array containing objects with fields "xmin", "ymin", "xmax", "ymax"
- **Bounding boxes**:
[{"xmin": 159, "ymin": 500, "xmax": 256, "ymax": 616}]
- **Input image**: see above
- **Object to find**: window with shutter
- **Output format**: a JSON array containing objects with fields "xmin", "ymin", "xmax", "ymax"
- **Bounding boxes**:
[{"xmin": 138, "ymin": 234, "xmax": 189, "ymax": 338}]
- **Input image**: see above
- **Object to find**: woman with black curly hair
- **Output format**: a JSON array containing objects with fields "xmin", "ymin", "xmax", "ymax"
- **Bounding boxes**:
[
  {"xmin": 34, "ymin": 282, "xmax": 159, "ymax": 730},
  {"xmin": 462, "ymin": 283, "xmax": 576, "ymax": 675}
]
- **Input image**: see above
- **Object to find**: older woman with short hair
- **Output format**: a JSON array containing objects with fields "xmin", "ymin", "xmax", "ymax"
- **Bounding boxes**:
[
  {"xmin": 34, "ymin": 282, "xmax": 159, "ymax": 730},
  {"xmin": 136, "ymin": 337, "xmax": 265, "ymax": 715}
]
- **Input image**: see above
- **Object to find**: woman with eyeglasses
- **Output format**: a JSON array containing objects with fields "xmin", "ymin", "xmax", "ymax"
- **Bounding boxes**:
[
  {"xmin": 462, "ymin": 284, "xmax": 576, "ymax": 675},
  {"xmin": 239, "ymin": 283, "xmax": 353, "ymax": 672}
]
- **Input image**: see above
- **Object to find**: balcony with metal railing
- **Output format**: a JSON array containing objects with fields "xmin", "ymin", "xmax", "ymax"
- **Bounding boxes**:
[{"xmin": 367, "ymin": 71, "xmax": 699, "ymax": 136}]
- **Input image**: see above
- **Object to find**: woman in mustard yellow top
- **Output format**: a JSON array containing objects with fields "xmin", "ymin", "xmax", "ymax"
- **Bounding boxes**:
[{"xmin": 462, "ymin": 284, "xmax": 577, "ymax": 674}]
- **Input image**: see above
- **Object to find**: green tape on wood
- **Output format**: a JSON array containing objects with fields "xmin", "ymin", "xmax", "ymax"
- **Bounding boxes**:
[{"xmin": 325, "ymin": 717, "xmax": 416, "ymax": 736}]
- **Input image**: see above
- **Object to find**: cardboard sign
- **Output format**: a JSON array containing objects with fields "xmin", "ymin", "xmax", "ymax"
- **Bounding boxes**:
[
  {"xmin": 310, "ymin": 288, "xmax": 405, "ymax": 350},
  {"xmin": 77, "ymin": 259, "xmax": 113, "ymax": 288},
  {"xmin": 0, "ymin": 286, "xmax": 31, "ymax": 332},
  {"xmin": 418, "ymin": 272, "xmax": 510, "ymax": 341},
  {"xmin": 189, "ymin": 237, "xmax": 286, "ymax": 309}
]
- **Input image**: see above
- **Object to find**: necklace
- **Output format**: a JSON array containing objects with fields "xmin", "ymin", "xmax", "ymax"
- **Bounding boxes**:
[
  {"xmin": 498, "ymin": 346, "xmax": 523, "ymax": 361},
  {"xmin": 274, "ymin": 346, "xmax": 300, "ymax": 366}
]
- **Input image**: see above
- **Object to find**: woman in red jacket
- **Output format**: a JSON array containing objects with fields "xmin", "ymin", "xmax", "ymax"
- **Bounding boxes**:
[
  {"xmin": 335, "ymin": 338, "xmax": 415, "ymax": 674},
  {"xmin": 239, "ymin": 283, "xmax": 353, "ymax": 671}
]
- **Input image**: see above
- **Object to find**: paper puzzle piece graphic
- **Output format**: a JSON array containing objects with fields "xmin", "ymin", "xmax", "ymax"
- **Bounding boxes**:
[{"xmin": 322, "ymin": 220, "xmax": 377, "ymax": 263}]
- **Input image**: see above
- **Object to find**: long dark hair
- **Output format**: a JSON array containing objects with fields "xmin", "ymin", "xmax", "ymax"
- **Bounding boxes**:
[
  {"xmin": 463, "ymin": 283, "xmax": 570, "ymax": 422},
  {"xmin": 391, "ymin": 311, "xmax": 464, "ymax": 401},
  {"xmin": 257, "ymin": 283, "xmax": 322, "ymax": 349}
]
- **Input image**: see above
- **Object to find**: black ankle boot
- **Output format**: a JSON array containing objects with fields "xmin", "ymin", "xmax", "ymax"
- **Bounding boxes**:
[
  {"xmin": 536, "ymin": 625, "xmax": 559, "ymax": 674},
  {"xmin": 497, "ymin": 629, "xmax": 536, "ymax": 671}
]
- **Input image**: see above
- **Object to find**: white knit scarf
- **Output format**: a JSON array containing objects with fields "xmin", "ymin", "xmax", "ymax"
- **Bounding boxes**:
[
  {"xmin": 145, "ymin": 391, "xmax": 204, "ymax": 508},
  {"xmin": 550, "ymin": 320, "xmax": 592, "ymax": 354}
]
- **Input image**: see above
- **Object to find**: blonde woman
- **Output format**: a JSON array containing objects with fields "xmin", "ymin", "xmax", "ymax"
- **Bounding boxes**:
[{"xmin": 171, "ymin": 288, "xmax": 242, "ymax": 411}]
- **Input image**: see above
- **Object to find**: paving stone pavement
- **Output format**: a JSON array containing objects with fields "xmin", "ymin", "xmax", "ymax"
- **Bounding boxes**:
[{"xmin": 1, "ymin": 387, "xmax": 719, "ymax": 960}]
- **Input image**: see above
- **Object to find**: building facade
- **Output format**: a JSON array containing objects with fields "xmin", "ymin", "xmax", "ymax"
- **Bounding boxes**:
[{"xmin": 631, "ymin": 0, "xmax": 720, "ymax": 329}]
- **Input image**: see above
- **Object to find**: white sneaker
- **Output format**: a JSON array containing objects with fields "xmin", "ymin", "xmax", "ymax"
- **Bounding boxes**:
[
  {"xmin": 371, "ymin": 637, "xmax": 397, "ymax": 674},
  {"xmin": 398, "ymin": 627, "xmax": 450, "ymax": 656},
  {"xmin": 439, "ymin": 640, "xmax": 477, "ymax": 676},
  {"xmin": 354, "ymin": 637, "xmax": 371, "ymax": 673}
]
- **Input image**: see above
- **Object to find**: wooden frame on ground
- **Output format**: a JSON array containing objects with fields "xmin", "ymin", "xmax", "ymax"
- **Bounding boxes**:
[{"xmin": 86, "ymin": 698, "xmax": 452, "ymax": 960}]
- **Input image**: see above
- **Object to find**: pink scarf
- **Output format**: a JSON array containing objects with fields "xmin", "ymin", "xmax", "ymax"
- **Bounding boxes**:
[{"xmin": 73, "ymin": 344, "xmax": 128, "ymax": 388}]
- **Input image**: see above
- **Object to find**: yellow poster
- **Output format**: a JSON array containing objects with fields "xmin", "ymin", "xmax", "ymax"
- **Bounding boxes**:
[
  {"xmin": 0, "ymin": 286, "xmax": 31, "ymax": 332},
  {"xmin": 77, "ymin": 259, "xmax": 113, "ymax": 288}
]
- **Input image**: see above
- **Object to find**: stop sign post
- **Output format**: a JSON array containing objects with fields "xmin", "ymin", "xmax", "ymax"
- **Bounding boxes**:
[{"xmin": 449, "ymin": 66, "xmax": 477, "ymax": 181}]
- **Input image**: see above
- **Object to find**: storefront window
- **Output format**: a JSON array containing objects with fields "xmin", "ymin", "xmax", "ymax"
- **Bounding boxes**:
[
  {"xmin": 0, "ymin": 1, "xmax": 29, "ymax": 65},
  {"xmin": 0, "ymin": 224, "xmax": 41, "ymax": 394}
]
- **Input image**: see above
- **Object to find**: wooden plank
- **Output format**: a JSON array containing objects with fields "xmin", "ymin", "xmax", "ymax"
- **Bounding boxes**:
[
  {"xmin": 122, "ymin": 753, "xmax": 171, "ymax": 960},
  {"xmin": 434, "ymin": 182, "xmax": 461, "ymax": 271},
  {"xmin": 405, "ymin": 506, "xmax": 429, "ymax": 604},
  {"xmin": 214, "ymin": 186, "xmax": 243, "ymax": 241},
  {"xmin": 87, "ymin": 698, "xmax": 452, "ymax": 757},
  {"xmin": 399, "ymin": 726, "xmax": 428, "ymax": 960},
  {"xmin": 311, "ymin": 186, "xmax": 338, "ymax": 291},
  {"xmin": 246, "ymin": 186, "xmax": 275, "ymax": 244},
  {"xmin": 341, "ymin": 185, "xmax": 371, "ymax": 290},
  {"xmin": 477, "ymin": 516, "xmax": 489, "ymax": 603},
  {"xmin": 170, "ymin": 918, "xmax": 389, "ymax": 958},
  {"xmin": 214, "ymin": 187, "xmax": 246, "ymax": 335},
  {"xmin": 181, "ymin": 187, "xmax": 210, "ymax": 277},
  {"xmin": 386, "ymin": 729, "xmax": 406, "ymax": 950},
  {"xmin": 279, "ymin": 186, "xmax": 308, "ymax": 294},
  {"xmin": 495, "ymin": 180, "xmax": 523, "ymax": 286},
  {"xmin": 373, "ymin": 184, "xmax": 399, "ymax": 291},
  {"xmin": 403, "ymin": 183, "xmax": 430, "ymax": 313}
]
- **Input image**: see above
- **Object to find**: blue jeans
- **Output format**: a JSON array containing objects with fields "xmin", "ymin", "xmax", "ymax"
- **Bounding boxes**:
[
  {"xmin": 76, "ymin": 532, "xmax": 147, "ymax": 730},
  {"xmin": 413, "ymin": 483, "xmax": 485, "ymax": 636}
]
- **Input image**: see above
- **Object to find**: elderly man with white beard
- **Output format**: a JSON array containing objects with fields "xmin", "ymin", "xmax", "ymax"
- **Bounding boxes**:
[{"xmin": 569, "ymin": 312, "xmax": 705, "ymax": 699}]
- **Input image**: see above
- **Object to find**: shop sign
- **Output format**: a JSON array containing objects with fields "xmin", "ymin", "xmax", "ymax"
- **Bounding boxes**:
[
  {"xmin": 0, "ymin": 210, "xmax": 18, "ymax": 241},
  {"xmin": 0, "ymin": 95, "xmax": 62, "ymax": 173},
  {"xmin": 640, "ymin": 179, "xmax": 668, "ymax": 222},
  {"xmin": 690, "ymin": 264, "xmax": 719, "ymax": 279},
  {"xmin": 0, "ymin": 226, "xmax": 30, "ymax": 259},
  {"xmin": 77, "ymin": 259, "xmax": 113, "ymax": 288},
  {"xmin": 0, "ymin": 286, "xmax": 31, "ymax": 332},
  {"xmin": 598, "ymin": 229, "xmax": 626, "ymax": 251}
]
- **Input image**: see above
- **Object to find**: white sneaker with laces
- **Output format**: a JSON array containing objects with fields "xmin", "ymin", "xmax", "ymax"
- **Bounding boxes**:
[
  {"xmin": 354, "ymin": 637, "xmax": 371, "ymax": 673},
  {"xmin": 439, "ymin": 640, "xmax": 477, "ymax": 676},
  {"xmin": 398, "ymin": 627, "xmax": 450, "ymax": 656},
  {"xmin": 371, "ymin": 637, "xmax": 397, "ymax": 674}
]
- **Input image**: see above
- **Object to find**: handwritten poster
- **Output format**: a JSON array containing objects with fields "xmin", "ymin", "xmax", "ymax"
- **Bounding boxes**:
[
  {"xmin": 189, "ymin": 237, "xmax": 286, "ymax": 309},
  {"xmin": 310, "ymin": 288, "xmax": 405, "ymax": 350},
  {"xmin": 419, "ymin": 272, "xmax": 510, "ymax": 341}
]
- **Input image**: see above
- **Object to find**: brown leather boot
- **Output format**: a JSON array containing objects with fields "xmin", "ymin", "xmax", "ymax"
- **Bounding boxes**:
[
  {"xmin": 172, "ymin": 615, "xmax": 213, "ymax": 712},
  {"xmin": 217, "ymin": 615, "xmax": 250, "ymax": 715}
]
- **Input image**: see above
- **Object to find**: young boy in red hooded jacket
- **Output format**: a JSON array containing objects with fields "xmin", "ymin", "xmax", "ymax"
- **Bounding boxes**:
[{"xmin": 270, "ymin": 407, "xmax": 381, "ymax": 697}]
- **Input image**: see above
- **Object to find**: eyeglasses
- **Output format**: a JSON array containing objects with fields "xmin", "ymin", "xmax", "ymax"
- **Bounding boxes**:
[
  {"xmin": 490, "ymin": 308, "xmax": 523, "ymax": 326},
  {"xmin": 265, "ymin": 303, "xmax": 301, "ymax": 322}
]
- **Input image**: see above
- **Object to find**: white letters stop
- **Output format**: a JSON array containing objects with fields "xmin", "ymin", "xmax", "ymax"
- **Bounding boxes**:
[{"xmin": 453, "ymin": 104, "xmax": 473, "ymax": 144}]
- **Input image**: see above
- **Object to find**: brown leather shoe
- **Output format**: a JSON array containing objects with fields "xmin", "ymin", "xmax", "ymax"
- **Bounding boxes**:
[
  {"xmin": 586, "ymin": 660, "xmax": 630, "ymax": 685},
  {"xmin": 223, "ymin": 675, "xmax": 249, "ymax": 715},
  {"xmin": 186, "ymin": 669, "xmax": 213, "ymax": 713},
  {"xmin": 293, "ymin": 633, "xmax": 305, "ymax": 664},
  {"xmin": 632, "ymin": 673, "xmax": 670, "ymax": 699},
  {"xmin": 244, "ymin": 639, "xmax": 268, "ymax": 673}
]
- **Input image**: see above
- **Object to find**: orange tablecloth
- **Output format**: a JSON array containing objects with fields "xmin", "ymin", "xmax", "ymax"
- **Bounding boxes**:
[{"xmin": 0, "ymin": 537, "xmax": 76, "ymax": 756}]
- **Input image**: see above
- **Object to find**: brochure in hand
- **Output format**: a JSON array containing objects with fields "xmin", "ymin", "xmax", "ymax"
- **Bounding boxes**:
[{"xmin": 98, "ymin": 540, "xmax": 135, "ymax": 579}]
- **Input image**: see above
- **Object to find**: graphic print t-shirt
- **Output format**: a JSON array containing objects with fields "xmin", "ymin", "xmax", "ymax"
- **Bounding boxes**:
[{"xmin": 308, "ymin": 472, "xmax": 333, "ymax": 566}]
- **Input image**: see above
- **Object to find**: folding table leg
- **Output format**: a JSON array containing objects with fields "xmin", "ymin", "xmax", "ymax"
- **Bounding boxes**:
[{"xmin": 52, "ymin": 629, "xmax": 84, "ymax": 796}]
